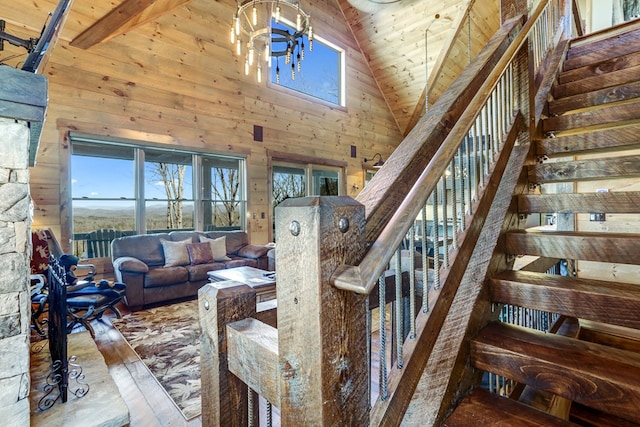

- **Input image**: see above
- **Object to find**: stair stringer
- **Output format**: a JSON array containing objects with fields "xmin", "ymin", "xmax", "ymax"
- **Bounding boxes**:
[{"xmin": 401, "ymin": 135, "xmax": 533, "ymax": 425}]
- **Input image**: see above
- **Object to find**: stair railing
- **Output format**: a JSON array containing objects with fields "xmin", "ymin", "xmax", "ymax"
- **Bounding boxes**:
[
  {"xmin": 198, "ymin": 1, "xmax": 571, "ymax": 426},
  {"xmin": 331, "ymin": 0, "xmax": 570, "ymax": 424}
]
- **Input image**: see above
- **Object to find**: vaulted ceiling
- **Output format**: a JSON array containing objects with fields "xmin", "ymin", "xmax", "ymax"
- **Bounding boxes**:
[{"xmin": 1, "ymin": 0, "xmax": 500, "ymax": 136}]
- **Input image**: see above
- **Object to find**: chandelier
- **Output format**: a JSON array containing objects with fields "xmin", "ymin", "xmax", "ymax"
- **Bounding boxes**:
[{"xmin": 230, "ymin": 0, "xmax": 313, "ymax": 83}]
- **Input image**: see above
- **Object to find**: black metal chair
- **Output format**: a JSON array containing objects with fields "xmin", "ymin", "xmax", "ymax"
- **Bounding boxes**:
[{"xmin": 30, "ymin": 229, "xmax": 126, "ymax": 339}]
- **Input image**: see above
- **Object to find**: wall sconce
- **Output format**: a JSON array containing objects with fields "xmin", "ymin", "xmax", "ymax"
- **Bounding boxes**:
[{"xmin": 364, "ymin": 153, "xmax": 385, "ymax": 168}]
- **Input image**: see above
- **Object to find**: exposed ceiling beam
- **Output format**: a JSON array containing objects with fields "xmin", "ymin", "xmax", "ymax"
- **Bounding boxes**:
[{"xmin": 70, "ymin": 0, "xmax": 192, "ymax": 49}]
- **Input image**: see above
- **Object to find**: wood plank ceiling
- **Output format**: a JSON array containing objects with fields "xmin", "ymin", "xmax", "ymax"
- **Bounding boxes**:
[{"xmin": 1, "ymin": 0, "xmax": 500, "ymax": 136}]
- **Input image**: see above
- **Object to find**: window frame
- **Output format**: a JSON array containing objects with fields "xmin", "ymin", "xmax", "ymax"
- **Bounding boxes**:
[
  {"xmin": 269, "ymin": 153, "xmax": 346, "ymax": 241},
  {"xmin": 69, "ymin": 134, "xmax": 247, "ymax": 244},
  {"xmin": 267, "ymin": 19, "xmax": 346, "ymax": 108}
]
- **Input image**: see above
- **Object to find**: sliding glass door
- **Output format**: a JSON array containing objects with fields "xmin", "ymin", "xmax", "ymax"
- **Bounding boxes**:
[{"xmin": 271, "ymin": 162, "xmax": 343, "ymax": 239}]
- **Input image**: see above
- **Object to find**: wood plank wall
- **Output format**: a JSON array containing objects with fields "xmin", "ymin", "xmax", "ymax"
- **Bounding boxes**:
[{"xmin": 1, "ymin": 0, "xmax": 402, "ymax": 248}]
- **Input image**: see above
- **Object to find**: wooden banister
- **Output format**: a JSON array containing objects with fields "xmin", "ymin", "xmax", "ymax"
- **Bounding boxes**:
[{"xmin": 333, "ymin": 20, "xmax": 538, "ymax": 294}]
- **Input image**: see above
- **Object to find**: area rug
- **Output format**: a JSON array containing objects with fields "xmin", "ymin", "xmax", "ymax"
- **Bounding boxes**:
[{"xmin": 111, "ymin": 299, "xmax": 201, "ymax": 420}]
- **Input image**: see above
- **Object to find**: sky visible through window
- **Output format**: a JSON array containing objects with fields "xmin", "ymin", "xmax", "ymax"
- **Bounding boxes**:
[
  {"xmin": 71, "ymin": 156, "xmax": 192, "ymax": 208},
  {"xmin": 269, "ymin": 21, "xmax": 342, "ymax": 105}
]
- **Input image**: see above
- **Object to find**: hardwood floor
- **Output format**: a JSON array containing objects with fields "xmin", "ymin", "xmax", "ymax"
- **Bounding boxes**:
[{"xmin": 81, "ymin": 302, "xmax": 388, "ymax": 426}]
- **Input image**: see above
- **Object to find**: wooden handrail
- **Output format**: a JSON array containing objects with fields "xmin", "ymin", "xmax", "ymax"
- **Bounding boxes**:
[{"xmin": 332, "ymin": 0, "xmax": 557, "ymax": 295}]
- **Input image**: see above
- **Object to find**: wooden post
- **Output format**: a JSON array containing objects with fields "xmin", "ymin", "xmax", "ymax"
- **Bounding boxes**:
[
  {"xmin": 275, "ymin": 196, "xmax": 369, "ymax": 425},
  {"xmin": 199, "ymin": 281, "xmax": 257, "ymax": 426}
]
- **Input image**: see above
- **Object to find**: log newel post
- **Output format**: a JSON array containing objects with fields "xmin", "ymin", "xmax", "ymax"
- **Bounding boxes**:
[
  {"xmin": 276, "ymin": 196, "xmax": 369, "ymax": 425},
  {"xmin": 199, "ymin": 282, "xmax": 257, "ymax": 426}
]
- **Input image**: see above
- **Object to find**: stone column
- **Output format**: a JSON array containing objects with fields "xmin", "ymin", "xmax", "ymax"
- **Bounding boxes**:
[{"xmin": 0, "ymin": 66, "xmax": 48, "ymax": 425}]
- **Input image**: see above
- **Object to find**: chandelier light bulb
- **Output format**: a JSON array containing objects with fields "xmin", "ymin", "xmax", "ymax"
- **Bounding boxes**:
[
  {"xmin": 252, "ymin": 4, "xmax": 258, "ymax": 26},
  {"xmin": 236, "ymin": 39, "xmax": 242, "ymax": 56},
  {"xmin": 230, "ymin": 27, "xmax": 235, "ymax": 44},
  {"xmin": 235, "ymin": 16, "xmax": 241, "ymax": 36},
  {"xmin": 245, "ymin": 57, "xmax": 250, "ymax": 75},
  {"xmin": 301, "ymin": 41, "xmax": 305, "ymax": 60},
  {"xmin": 249, "ymin": 47, "xmax": 255, "ymax": 65},
  {"xmin": 297, "ymin": 53, "xmax": 301, "ymax": 72},
  {"xmin": 296, "ymin": 13, "xmax": 301, "ymax": 31},
  {"xmin": 275, "ymin": 5, "xmax": 281, "ymax": 22},
  {"xmin": 264, "ymin": 42, "xmax": 270, "ymax": 60},
  {"xmin": 257, "ymin": 63, "xmax": 262, "ymax": 83},
  {"xmin": 308, "ymin": 25, "xmax": 313, "ymax": 52},
  {"xmin": 291, "ymin": 63, "xmax": 295, "ymax": 80},
  {"xmin": 276, "ymin": 64, "xmax": 280, "ymax": 84}
]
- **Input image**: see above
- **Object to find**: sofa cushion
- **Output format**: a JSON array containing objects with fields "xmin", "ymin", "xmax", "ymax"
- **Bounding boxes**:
[
  {"xmin": 224, "ymin": 257, "xmax": 258, "ymax": 269},
  {"xmin": 161, "ymin": 238, "xmax": 192, "ymax": 267},
  {"xmin": 114, "ymin": 256, "xmax": 149, "ymax": 273},
  {"xmin": 112, "ymin": 233, "xmax": 170, "ymax": 267},
  {"xmin": 205, "ymin": 230, "xmax": 248, "ymax": 255},
  {"xmin": 145, "ymin": 266, "xmax": 188, "ymax": 288},
  {"xmin": 185, "ymin": 262, "xmax": 225, "ymax": 282},
  {"xmin": 186, "ymin": 242, "xmax": 214, "ymax": 265},
  {"xmin": 199, "ymin": 235, "xmax": 231, "ymax": 261}
]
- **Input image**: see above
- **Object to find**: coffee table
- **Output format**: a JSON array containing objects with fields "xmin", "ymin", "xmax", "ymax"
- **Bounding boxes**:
[{"xmin": 207, "ymin": 266, "xmax": 276, "ymax": 302}]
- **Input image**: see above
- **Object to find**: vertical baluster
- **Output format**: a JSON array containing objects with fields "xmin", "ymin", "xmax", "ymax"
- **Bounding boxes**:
[
  {"xmin": 465, "ymin": 132, "xmax": 473, "ymax": 214},
  {"xmin": 266, "ymin": 402, "xmax": 273, "ymax": 427},
  {"xmin": 248, "ymin": 391, "xmax": 255, "ymax": 427},
  {"xmin": 441, "ymin": 176, "xmax": 449, "ymax": 269},
  {"xmin": 421, "ymin": 208, "xmax": 429, "ymax": 313},
  {"xmin": 509, "ymin": 64, "xmax": 514, "ymax": 120},
  {"xmin": 408, "ymin": 225, "xmax": 417, "ymax": 338},
  {"xmin": 450, "ymin": 159, "xmax": 458, "ymax": 249},
  {"xmin": 432, "ymin": 188, "xmax": 440, "ymax": 290},
  {"xmin": 366, "ymin": 299, "xmax": 372, "ymax": 406},
  {"xmin": 497, "ymin": 79, "xmax": 503, "ymax": 147},
  {"xmin": 458, "ymin": 145, "xmax": 466, "ymax": 229},
  {"xmin": 496, "ymin": 88, "xmax": 502, "ymax": 157},
  {"xmin": 394, "ymin": 247, "xmax": 403, "ymax": 369},
  {"xmin": 378, "ymin": 274, "xmax": 388, "ymax": 400},
  {"xmin": 483, "ymin": 101, "xmax": 490, "ymax": 177}
]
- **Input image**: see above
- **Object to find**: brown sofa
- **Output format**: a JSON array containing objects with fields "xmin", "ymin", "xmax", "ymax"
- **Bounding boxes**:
[{"xmin": 111, "ymin": 230, "xmax": 270, "ymax": 311}]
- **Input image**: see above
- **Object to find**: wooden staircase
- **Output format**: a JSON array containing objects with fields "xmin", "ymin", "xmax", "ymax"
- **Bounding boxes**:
[{"xmin": 445, "ymin": 22, "xmax": 640, "ymax": 425}]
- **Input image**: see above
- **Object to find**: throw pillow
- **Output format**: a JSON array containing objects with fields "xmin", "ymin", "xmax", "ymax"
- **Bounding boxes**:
[
  {"xmin": 186, "ymin": 242, "xmax": 214, "ymax": 265},
  {"xmin": 160, "ymin": 238, "xmax": 192, "ymax": 267},
  {"xmin": 199, "ymin": 235, "xmax": 231, "ymax": 262}
]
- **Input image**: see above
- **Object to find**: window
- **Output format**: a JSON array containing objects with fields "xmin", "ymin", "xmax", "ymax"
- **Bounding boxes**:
[
  {"xmin": 70, "ymin": 135, "xmax": 246, "ymax": 255},
  {"xmin": 270, "ymin": 21, "xmax": 345, "ymax": 107}
]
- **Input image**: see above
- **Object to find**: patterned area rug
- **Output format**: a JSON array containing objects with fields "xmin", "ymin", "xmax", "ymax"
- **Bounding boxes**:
[{"xmin": 111, "ymin": 299, "xmax": 201, "ymax": 420}]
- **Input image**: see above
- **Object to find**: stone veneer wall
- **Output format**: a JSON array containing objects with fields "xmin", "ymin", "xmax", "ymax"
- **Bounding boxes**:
[{"xmin": 0, "ymin": 116, "xmax": 33, "ymax": 424}]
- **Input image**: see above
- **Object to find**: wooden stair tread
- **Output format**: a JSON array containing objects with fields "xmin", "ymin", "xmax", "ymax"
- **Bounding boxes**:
[
  {"xmin": 536, "ymin": 124, "xmax": 640, "ymax": 156},
  {"xmin": 471, "ymin": 322, "xmax": 640, "ymax": 423},
  {"xmin": 505, "ymin": 229, "xmax": 640, "ymax": 265},
  {"xmin": 543, "ymin": 100, "xmax": 640, "ymax": 132},
  {"xmin": 559, "ymin": 49, "xmax": 640, "ymax": 84},
  {"xmin": 579, "ymin": 319, "xmax": 640, "ymax": 353},
  {"xmin": 517, "ymin": 191, "xmax": 640, "ymax": 214},
  {"xmin": 443, "ymin": 388, "xmax": 578, "ymax": 426},
  {"xmin": 490, "ymin": 270, "xmax": 640, "ymax": 330},
  {"xmin": 563, "ymin": 25, "xmax": 640, "ymax": 70},
  {"xmin": 570, "ymin": 402, "xmax": 640, "ymax": 426},
  {"xmin": 528, "ymin": 155, "xmax": 640, "ymax": 183},
  {"xmin": 553, "ymin": 64, "xmax": 640, "ymax": 99},
  {"xmin": 549, "ymin": 80, "xmax": 640, "ymax": 115}
]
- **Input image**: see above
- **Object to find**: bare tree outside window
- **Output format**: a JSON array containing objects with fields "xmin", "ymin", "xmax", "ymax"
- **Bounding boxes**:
[
  {"xmin": 272, "ymin": 171, "xmax": 306, "ymax": 208},
  {"xmin": 212, "ymin": 167, "xmax": 241, "ymax": 227},
  {"xmin": 149, "ymin": 162, "xmax": 186, "ymax": 229}
]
